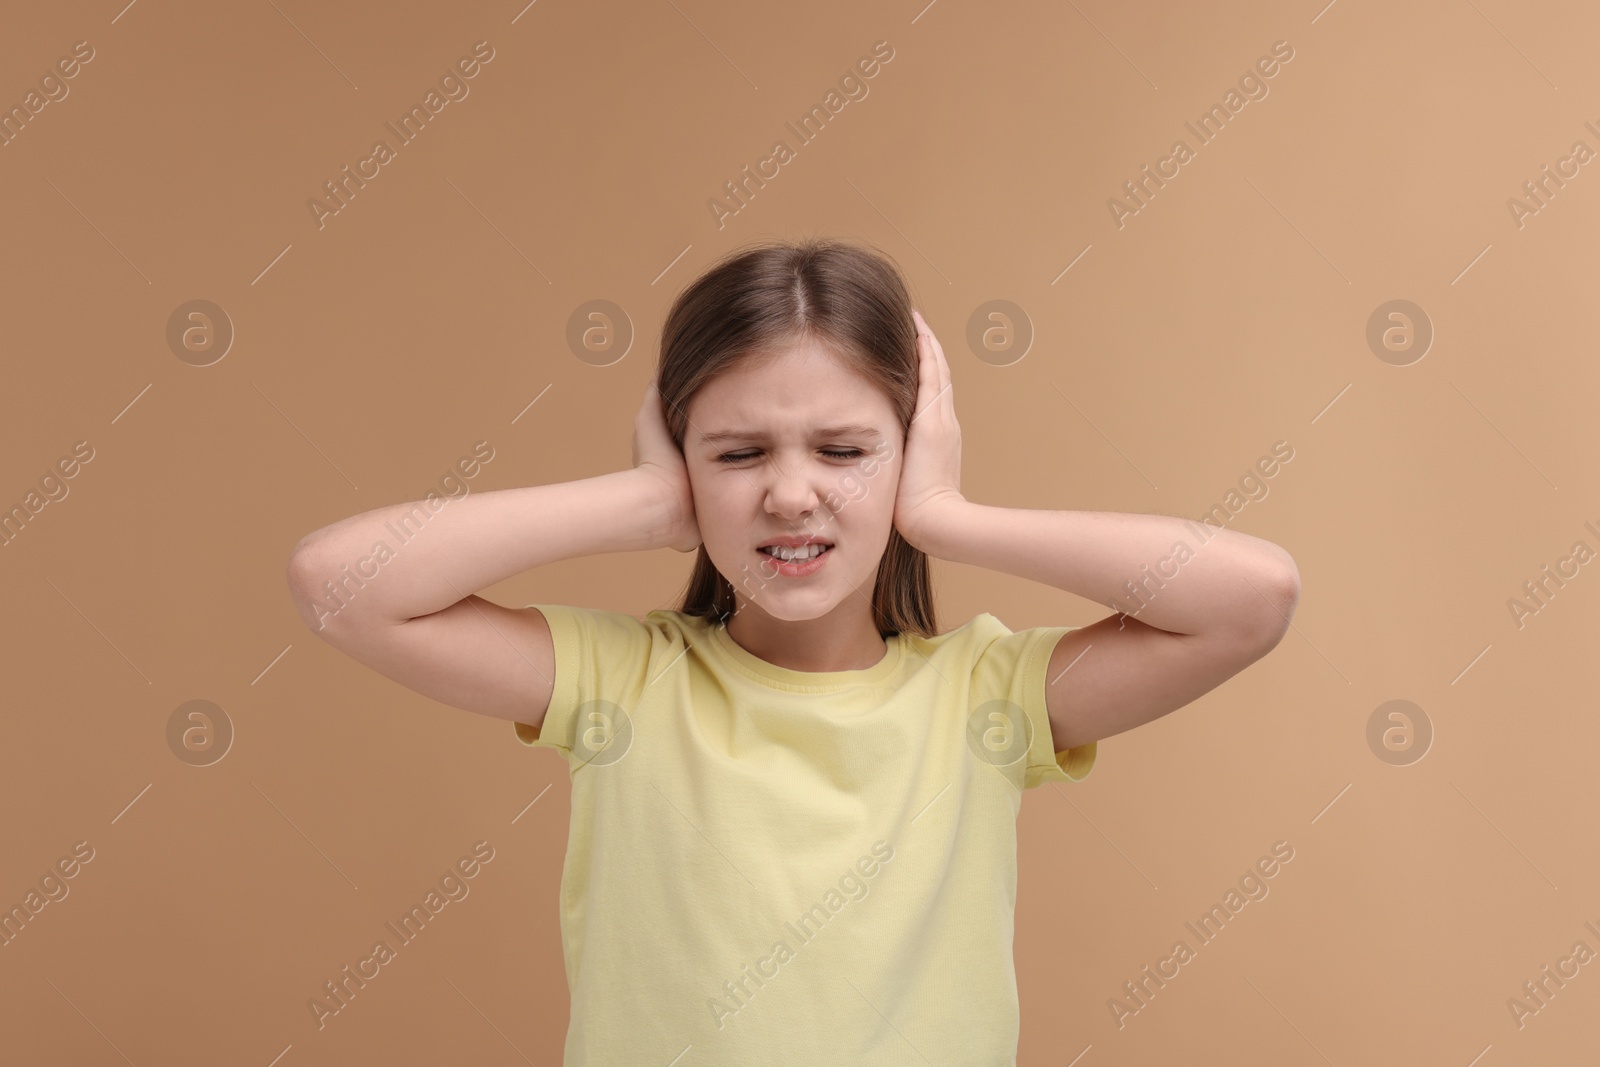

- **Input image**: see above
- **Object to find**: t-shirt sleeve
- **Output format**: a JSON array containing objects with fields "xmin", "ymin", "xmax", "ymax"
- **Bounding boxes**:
[
  {"xmin": 968, "ymin": 616, "xmax": 1097, "ymax": 789},
  {"xmin": 511, "ymin": 603, "xmax": 657, "ymax": 769}
]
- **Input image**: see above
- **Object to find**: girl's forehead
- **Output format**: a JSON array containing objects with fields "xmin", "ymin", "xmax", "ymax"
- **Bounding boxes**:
[
  {"xmin": 690, "ymin": 354, "xmax": 895, "ymax": 424},
  {"xmin": 720, "ymin": 341, "xmax": 852, "ymax": 380},
  {"xmin": 691, "ymin": 384, "xmax": 895, "ymax": 438}
]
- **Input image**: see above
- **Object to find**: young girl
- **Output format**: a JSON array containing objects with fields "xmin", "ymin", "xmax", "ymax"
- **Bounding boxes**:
[{"xmin": 286, "ymin": 238, "xmax": 1300, "ymax": 1065}]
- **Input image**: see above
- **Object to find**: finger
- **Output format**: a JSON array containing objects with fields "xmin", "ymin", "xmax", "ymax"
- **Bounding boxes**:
[
  {"xmin": 913, "ymin": 321, "xmax": 936, "ymax": 404},
  {"xmin": 920, "ymin": 315, "xmax": 948, "ymax": 382},
  {"xmin": 910, "ymin": 342, "xmax": 941, "ymax": 427},
  {"xmin": 916, "ymin": 312, "xmax": 951, "ymax": 402}
]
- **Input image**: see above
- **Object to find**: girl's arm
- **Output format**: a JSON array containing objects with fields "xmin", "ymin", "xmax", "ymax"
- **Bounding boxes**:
[
  {"xmin": 286, "ymin": 377, "xmax": 697, "ymax": 727},
  {"xmin": 913, "ymin": 503, "xmax": 1300, "ymax": 752},
  {"xmin": 918, "ymin": 505, "xmax": 1298, "ymax": 642},
  {"xmin": 896, "ymin": 309, "xmax": 1300, "ymax": 753},
  {"xmin": 285, "ymin": 468, "xmax": 679, "ymax": 726},
  {"xmin": 288, "ymin": 468, "xmax": 674, "ymax": 629}
]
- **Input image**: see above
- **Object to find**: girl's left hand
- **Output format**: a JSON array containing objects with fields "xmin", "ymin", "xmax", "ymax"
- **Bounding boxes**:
[{"xmin": 894, "ymin": 309, "xmax": 967, "ymax": 551}]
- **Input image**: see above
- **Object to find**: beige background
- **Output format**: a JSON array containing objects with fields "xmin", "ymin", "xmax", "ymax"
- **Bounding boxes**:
[{"xmin": 3, "ymin": 0, "xmax": 1597, "ymax": 1063}]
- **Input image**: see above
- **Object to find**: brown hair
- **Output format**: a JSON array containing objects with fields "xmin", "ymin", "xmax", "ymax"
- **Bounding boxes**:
[{"xmin": 656, "ymin": 235, "xmax": 937, "ymax": 638}]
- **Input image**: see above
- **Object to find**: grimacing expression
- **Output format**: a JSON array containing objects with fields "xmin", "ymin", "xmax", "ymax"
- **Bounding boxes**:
[{"xmin": 683, "ymin": 338, "xmax": 904, "ymax": 621}]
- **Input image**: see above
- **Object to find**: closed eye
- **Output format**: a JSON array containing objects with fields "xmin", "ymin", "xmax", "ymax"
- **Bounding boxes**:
[{"xmin": 716, "ymin": 449, "xmax": 863, "ymax": 464}]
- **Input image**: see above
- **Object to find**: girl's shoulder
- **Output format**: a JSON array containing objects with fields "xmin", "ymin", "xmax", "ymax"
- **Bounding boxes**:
[{"xmin": 898, "ymin": 611, "xmax": 1007, "ymax": 647}]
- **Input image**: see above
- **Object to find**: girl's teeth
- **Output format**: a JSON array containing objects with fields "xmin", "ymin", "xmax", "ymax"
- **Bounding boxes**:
[{"xmin": 764, "ymin": 545, "xmax": 826, "ymax": 560}]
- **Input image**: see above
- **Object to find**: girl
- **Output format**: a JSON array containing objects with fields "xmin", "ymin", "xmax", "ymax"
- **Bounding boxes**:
[{"xmin": 286, "ymin": 238, "xmax": 1300, "ymax": 1065}]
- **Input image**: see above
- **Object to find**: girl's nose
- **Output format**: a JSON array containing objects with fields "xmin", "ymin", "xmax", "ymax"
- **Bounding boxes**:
[{"xmin": 764, "ymin": 458, "xmax": 822, "ymax": 519}]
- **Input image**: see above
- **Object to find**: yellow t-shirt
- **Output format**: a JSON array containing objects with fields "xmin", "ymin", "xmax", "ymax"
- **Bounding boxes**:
[{"xmin": 514, "ymin": 605, "xmax": 1096, "ymax": 1066}]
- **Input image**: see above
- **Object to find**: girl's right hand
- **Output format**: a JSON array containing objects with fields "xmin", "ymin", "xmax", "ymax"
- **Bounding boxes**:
[{"xmin": 631, "ymin": 375, "xmax": 702, "ymax": 553}]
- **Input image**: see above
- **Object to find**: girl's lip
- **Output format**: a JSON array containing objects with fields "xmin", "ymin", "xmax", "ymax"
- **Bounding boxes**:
[{"xmin": 754, "ymin": 544, "xmax": 833, "ymax": 576}]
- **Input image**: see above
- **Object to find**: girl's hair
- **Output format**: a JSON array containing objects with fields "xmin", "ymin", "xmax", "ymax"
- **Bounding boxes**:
[{"xmin": 656, "ymin": 235, "xmax": 938, "ymax": 639}]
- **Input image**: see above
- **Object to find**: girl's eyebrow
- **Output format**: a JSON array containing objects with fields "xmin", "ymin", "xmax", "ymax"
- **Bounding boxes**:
[{"xmin": 699, "ymin": 424, "xmax": 884, "ymax": 444}]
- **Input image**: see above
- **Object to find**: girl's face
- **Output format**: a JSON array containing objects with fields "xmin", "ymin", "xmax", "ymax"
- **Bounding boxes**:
[{"xmin": 683, "ymin": 337, "xmax": 904, "ymax": 624}]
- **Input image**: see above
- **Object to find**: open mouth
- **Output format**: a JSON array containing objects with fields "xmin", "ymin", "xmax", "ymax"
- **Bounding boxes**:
[
  {"xmin": 757, "ymin": 544, "xmax": 833, "ymax": 562},
  {"xmin": 754, "ymin": 542, "xmax": 833, "ymax": 576}
]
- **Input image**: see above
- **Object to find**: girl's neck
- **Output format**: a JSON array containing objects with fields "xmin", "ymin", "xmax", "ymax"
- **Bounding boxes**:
[{"xmin": 723, "ymin": 607, "xmax": 887, "ymax": 673}]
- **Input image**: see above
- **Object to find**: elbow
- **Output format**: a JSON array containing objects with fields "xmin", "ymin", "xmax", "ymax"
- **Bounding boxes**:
[
  {"xmin": 284, "ymin": 534, "xmax": 319, "ymax": 598},
  {"xmin": 285, "ymin": 542, "xmax": 335, "ymax": 637},
  {"xmin": 1252, "ymin": 553, "xmax": 1301, "ymax": 649}
]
